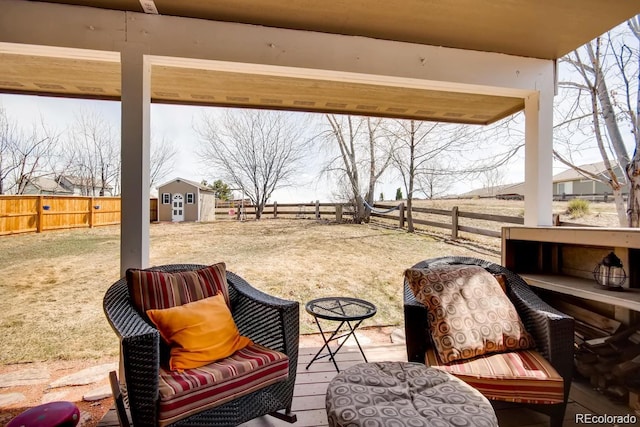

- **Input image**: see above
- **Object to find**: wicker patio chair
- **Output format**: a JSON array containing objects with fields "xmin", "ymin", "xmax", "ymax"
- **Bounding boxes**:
[
  {"xmin": 103, "ymin": 264, "xmax": 299, "ymax": 427},
  {"xmin": 404, "ymin": 256, "xmax": 574, "ymax": 427}
]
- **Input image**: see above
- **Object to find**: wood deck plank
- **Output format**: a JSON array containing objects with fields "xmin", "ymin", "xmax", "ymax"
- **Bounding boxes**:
[{"xmin": 99, "ymin": 343, "xmax": 635, "ymax": 427}]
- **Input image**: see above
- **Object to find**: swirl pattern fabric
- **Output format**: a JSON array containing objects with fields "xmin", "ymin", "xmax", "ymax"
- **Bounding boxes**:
[
  {"xmin": 405, "ymin": 265, "xmax": 535, "ymax": 363},
  {"xmin": 326, "ymin": 362, "xmax": 497, "ymax": 427}
]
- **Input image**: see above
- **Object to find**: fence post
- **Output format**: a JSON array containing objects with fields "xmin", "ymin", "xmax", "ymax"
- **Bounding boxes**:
[
  {"xmin": 37, "ymin": 195, "xmax": 44, "ymax": 233},
  {"xmin": 89, "ymin": 197, "xmax": 95, "ymax": 228},
  {"xmin": 451, "ymin": 206, "xmax": 459, "ymax": 240},
  {"xmin": 273, "ymin": 201, "xmax": 278, "ymax": 218},
  {"xmin": 399, "ymin": 203, "xmax": 405, "ymax": 229},
  {"xmin": 336, "ymin": 205, "xmax": 343, "ymax": 223},
  {"xmin": 315, "ymin": 200, "xmax": 320, "ymax": 219}
]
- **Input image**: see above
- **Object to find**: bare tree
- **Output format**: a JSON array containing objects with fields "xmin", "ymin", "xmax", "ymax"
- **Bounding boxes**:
[
  {"xmin": 65, "ymin": 110, "xmax": 119, "ymax": 196},
  {"xmin": 417, "ymin": 161, "xmax": 454, "ymax": 200},
  {"xmin": 0, "ymin": 108, "xmax": 59, "ymax": 194},
  {"xmin": 556, "ymin": 18, "xmax": 639, "ymax": 226},
  {"xmin": 0, "ymin": 107, "xmax": 16, "ymax": 194},
  {"xmin": 196, "ymin": 109, "xmax": 311, "ymax": 219},
  {"xmin": 479, "ymin": 167, "xmax": 506, "ymax": 195},
  {"xmin": 322, "ymin": 115, "xmax": 393, "ymax": 223},
  {"xmin": 624, "ymin": 16, "xmax": 640, "ymax": 227},
  {"xmin": 389, "ymin": 120, "xmax": 467, "ymax": 232},
  {"xmin": 150, "ymin": 135, "xmax": 177, "ymax": 189},
  {"xmin": 390, "ymin": 117, "xmax": 522, "ymax": 232}
]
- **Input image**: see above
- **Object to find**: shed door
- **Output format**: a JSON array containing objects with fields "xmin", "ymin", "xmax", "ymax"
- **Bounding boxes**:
[{"xmin": 172, "ymin": 194, "xmax": 184, "ymax": 222}]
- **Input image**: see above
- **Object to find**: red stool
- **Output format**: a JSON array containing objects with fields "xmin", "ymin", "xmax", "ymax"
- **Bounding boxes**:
[{"xmin": 6, "ymin": 401, "xmax": 80, "ymax": 427}]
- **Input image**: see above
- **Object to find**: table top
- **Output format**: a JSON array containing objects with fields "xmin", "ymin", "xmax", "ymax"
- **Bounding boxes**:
[{"xmin": 305, "ymin": 297, "xmax": 376, "ymax": 321}]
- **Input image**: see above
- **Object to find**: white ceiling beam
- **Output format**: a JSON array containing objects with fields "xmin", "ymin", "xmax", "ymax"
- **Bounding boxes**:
[
  {"xmin": 133, "ymin": 13, "xmax": 550, "ymax": 96},
  {"xmin": 1, "ymin": 0, "xmax": 550, "ymax": 98}
]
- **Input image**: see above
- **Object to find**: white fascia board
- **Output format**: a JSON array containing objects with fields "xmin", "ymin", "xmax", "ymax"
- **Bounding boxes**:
[
  {"xmin": 1, "ymin": 0, "xmax": 552, "ymax": 98},
  {"xmin": 0, "ymin": 0, "xmax": 126, "ymax": 52}
]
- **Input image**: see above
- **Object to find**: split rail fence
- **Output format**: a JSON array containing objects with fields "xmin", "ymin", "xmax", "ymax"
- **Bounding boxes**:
[{"xmin": 215, "ymin": 201, "xmax": 526, "ymax": 239}]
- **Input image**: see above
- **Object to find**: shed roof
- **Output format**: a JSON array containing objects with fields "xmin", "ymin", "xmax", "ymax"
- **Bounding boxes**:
[{"xmin": 157, "ymin": 177, "xmax": 216, "ymax": 193}]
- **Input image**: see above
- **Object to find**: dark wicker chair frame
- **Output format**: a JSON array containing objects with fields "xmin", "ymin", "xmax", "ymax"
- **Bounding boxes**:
[
  {"xmin": 404, "ymin": 256, "xmax": 574, "ymax": 427},
  {"xmin": 103, "ymin": 264, "xmax": 299, "ymax": 427}
]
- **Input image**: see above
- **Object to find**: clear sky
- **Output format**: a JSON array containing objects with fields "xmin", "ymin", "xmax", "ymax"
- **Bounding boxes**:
[{"xmin": 0, "ymin": 92, "xmax": 609, "ymax": 202}]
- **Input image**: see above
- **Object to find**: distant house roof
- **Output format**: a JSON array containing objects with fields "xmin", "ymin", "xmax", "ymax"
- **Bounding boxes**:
[
  {"xmin": 458, "ymin": 183, "xmax": 522, "ymax": 198},
  {"xmin": 27, "ymin": 176, "xmax": 72, "ymax": 194},
  {"xmin": 59, "ymin": 175, "xmax": 113, "ymax": 190},
  {"xmin": 157, "ymin": 177, "xmax": 216, "ymax": 193},
  {"xmin": 551, "ymin": 161, "xmax": 622, "ymax": 182}
]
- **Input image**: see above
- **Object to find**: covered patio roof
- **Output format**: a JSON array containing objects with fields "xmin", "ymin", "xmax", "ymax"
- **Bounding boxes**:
[
  {"xmin": 1, "ymin": 0, "xmax": 638, "ymax": 272},
  {"xmin": 2, "ymin": 1, "xmax": 638, "ymax": 124}
]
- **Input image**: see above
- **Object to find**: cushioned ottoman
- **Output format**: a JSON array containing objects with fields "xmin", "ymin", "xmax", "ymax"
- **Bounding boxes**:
[{"xmin": 326, "ymin": 362, "xmax": 497, "ymax": 427}]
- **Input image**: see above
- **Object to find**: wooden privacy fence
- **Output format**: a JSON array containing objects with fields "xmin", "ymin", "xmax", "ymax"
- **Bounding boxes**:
[{"xmin": 0, "ymin": 195, "xmax": 158, "ymax": 236}]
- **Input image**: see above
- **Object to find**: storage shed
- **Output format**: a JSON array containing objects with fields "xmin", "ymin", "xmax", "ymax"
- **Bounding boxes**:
[{"xmin": 157, "ymin": 178, "xmax": 216, "ymax": 222}]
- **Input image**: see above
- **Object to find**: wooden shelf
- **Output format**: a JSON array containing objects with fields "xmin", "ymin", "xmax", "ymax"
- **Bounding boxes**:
[
  {"xmin": 502, "ymin": 226, "xmax": 640, "ymax": 249},
  {"xmin": 521, "ymin": 273, "xmax": 640, "ymax": 312}
]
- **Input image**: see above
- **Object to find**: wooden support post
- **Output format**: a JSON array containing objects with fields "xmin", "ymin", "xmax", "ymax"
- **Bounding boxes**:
[
  {"xmin": 273, "ymin": 201, "xmax": 278, "ymax": 218},
  {"xmin": 315, "ymin": 200, "xmax": 320, "ymax": 219},
  {"xmin": 451, "ymin": 206, "xmax": 459, "ymax": 240},
  {"xmin": 89, "ymin": 197, "xmax": 95, "ymax": 228},
  {"xmin": 399, "ymin": 203, "xmax": 405, "ymax": 229},
  {"xmin": 336, "ymin": 205, "xmax": 343, "ymax": 223},
  {"xmin": 37, "ymin": 195, "xmax": 44, "ymax": 233}
]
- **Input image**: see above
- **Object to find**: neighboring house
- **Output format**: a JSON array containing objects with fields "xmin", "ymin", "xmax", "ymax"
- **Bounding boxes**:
[
  {"xmin": 551, "ymin": 161, "xmax": 627, "ymax": 199},
  {"xmin": 22, "ymin": 176, "xmax": 73, "ymax": 195},
  {"xmin": 58, "ymin": 175, "xmax": 114, "ymax": 196},
  {"xmin": 157, "ymin": 177, "xmax": 217, "ymax": 222},
  {"xmin": 23, "ymin": 175, "xmax": 113, "ymax": 196},
  {"xmin": 459, "ymin": 162, "xmax": 628, "ymax": 201}
]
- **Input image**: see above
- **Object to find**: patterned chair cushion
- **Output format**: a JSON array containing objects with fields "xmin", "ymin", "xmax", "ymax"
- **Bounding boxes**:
[
  {"xmin": 326, "ymin": 362, "xmax": 497, "ymax": 427},
  {"xmin": 426, "ymin": 348, "xmax": 564, "ymax": 404},
  {"xmin": 405, "ymin": 265, "xmax": 535, "ymax": 363},
  {"xmin": 157, "ymin": 344, "xmax": 289, "ymax": 427},
  {"xmin": 127, "ymin": 262, "xmax": 230, "ymax": 316}
]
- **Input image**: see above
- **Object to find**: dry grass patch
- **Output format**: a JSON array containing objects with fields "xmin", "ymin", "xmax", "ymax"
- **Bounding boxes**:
[{"xmin": 0, "ymin": 219, "xmax": 500, "ymax": 364}]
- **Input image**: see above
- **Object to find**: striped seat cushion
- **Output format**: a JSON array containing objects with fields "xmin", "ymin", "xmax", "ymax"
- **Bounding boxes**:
[
  {"xmin": 157, "ymin": 344, "xmax": 289, "ymax": 427},
  {"xmin": 426, "ymin": 348, "xmax": 564, "ymax": 404}
]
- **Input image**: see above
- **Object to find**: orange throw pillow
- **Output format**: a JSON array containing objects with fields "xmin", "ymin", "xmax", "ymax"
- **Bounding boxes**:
[{"xmin": 146, "ymin": 294, "xmax": 252, "ymax": 371}]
